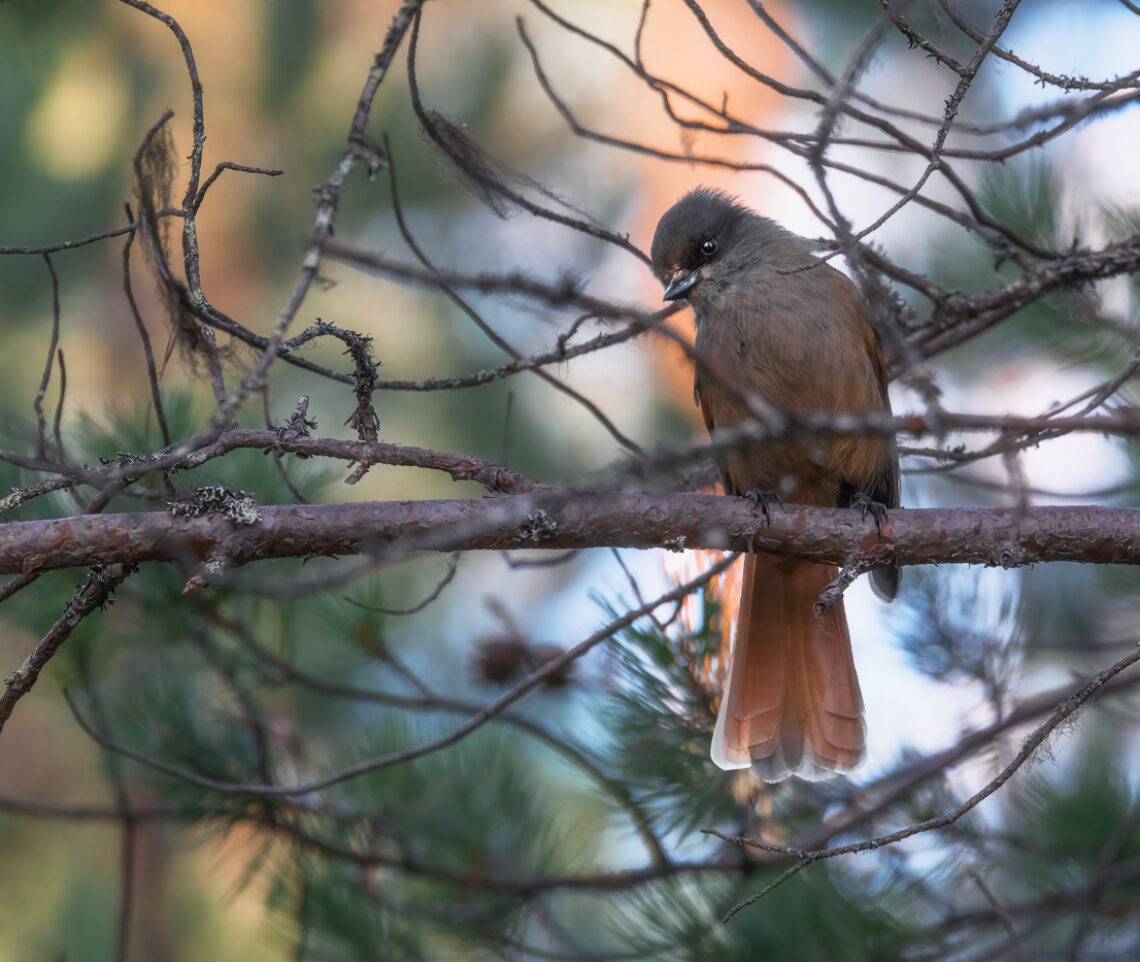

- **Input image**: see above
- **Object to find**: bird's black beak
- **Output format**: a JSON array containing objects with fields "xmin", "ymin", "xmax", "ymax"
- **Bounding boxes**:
[{"xmin": 662, "ymin": 271, "xmax": 699, "ymax": 302}]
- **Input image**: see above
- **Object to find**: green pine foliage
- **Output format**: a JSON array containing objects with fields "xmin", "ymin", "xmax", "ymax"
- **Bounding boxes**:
[{"xmin": 604, "ymin": 590, "xmax": 737, "ymax": 836}]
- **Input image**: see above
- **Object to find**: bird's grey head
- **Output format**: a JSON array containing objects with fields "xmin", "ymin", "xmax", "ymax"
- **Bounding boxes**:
[{"xmin": 650, "ymin": 188, "xmax": 797, "ymax": 305}]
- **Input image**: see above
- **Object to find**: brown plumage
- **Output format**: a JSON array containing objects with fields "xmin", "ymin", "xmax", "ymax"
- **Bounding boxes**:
[{"xmin": 651, "ymin": 188, "xmax": 899, "ymax": 781}]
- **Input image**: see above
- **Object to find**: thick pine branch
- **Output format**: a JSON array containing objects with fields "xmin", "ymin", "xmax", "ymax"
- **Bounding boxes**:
[{"xmin": 0, "ymin": 495, "xmax": 1136, "ymax": 575}]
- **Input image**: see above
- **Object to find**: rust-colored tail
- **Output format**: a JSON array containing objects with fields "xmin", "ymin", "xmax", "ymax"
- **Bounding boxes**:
[{"xmin": 711, "ymin": 555, "xmax": 865, "ymax": 781}]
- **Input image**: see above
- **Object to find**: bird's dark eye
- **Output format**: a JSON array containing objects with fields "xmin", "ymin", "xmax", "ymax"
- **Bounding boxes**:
[{"xmin": 700, "ymin": 238, "xmax": 718, "ymax": 256}]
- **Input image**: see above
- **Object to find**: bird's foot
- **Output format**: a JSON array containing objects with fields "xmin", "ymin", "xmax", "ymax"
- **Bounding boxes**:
[
  {"xmin": 743, "ymin": 486, "xmax": 783, "ymax": 526},
  {"xmin": 850, "ymin": 490, "xmax": 889, "ymax": 535}
]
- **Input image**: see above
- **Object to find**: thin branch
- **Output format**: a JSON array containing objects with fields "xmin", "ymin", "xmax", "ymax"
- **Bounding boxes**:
[
  {"xmin": 193, "ymin": 161, "xmax": 283, "ymax": 212},
  {"xmin": 410, "ymin": 5, "xmax": 649, "ymax": 265},
  {"xmin": 32, "ymin": 254, "xmax": 61, "ymax": 460},
  {"xmin": 65, "ymin": 555, "xmax": 738, "ymax": 797},
  {"xmin": 0, "ymin": 225, "xmax": 137, "ymax": 255},
  {"xmin": 0, "ymin": 564, "xmax": 130, "ymax": 734},
  {"xmin": 201, "ymin": 0, "xmax": 424, "ymax": 431},
  {"xmin": 121, "ymin": 203, "xmax": 171, "ymax": 448},
  {"xmin": 708, "ymin": 642, "xmax": 1140, "ymax": 920},
  {"xmin": 210, "ymin": 603, "xmax": 671, "ymax": 866},
  {"xmin": 345, "ymin": 553, "xmax": 460, "ymax": 616},
  {"xmin": 385, "ymin": 136, "xmax": 644, "ymax": 454},
  {"xmin": 790, "ymin": 665, "xmax": 1140, "ymax": 853}
]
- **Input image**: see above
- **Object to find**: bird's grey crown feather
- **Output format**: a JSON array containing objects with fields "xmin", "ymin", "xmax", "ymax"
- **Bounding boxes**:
[{"xmin": 650, "ymin": 188, "xmax": 815, "ymax": 295}]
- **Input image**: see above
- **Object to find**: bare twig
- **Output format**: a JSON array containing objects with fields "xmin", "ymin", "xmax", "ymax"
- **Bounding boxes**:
[
  {"xmin": 0, "ymin": 564, "xmax": 130, "ymax": 734},
  {"xmin": 32, "ymin": 254, "xmax": 61, "ymax": 460},
  {"xmin": 708, "ymin": 643, "xmax": 1140, "ymax": 920},
  {"xmin": 65, "ymin": 555, "xmax": 738, "ymax": 797}
]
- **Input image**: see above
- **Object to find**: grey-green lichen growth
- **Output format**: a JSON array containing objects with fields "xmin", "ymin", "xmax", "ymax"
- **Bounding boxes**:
[
  {"xmin": 0, "ymin": 490, "xmax": 26, "ymax": 516},
  {"xmin": 168, "ymin": 485, "xmax": 261, "ymax": 526},
  {"xmin": 520, "ymin": 510, "xmax": 557, "ymax": 542}
]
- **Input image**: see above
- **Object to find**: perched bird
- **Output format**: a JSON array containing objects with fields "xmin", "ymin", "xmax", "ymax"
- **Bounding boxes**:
[{"xmin": 651, "ymin": 188, "xmax": 899, "ymax": 781}]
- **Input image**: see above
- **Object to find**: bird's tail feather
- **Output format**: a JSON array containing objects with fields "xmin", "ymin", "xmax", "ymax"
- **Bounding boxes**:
[{"xmin": 711, "ymin": 555, "xmax": 865, "ymax": 781}]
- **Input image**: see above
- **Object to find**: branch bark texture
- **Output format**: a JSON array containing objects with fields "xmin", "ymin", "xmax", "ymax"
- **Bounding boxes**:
[{"xmin": 0, "ymin": 496, "xmax": 1134, "ymax": 575}]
